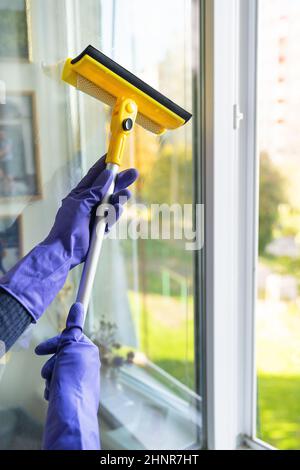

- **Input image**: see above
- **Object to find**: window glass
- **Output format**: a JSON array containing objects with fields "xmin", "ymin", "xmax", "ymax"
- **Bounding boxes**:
[
  {"xmin": 256, "ymin": 0, "xmax": 300, "ymax": 450},
  {"xmin": 0, "ymin": 0, "xmax": 201, "ymax": 450}
]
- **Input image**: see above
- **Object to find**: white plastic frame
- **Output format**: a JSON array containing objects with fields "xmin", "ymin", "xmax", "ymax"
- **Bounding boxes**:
[{"xmin": 203, "ymin": 0, "xmax": 274, "ymax": 450}]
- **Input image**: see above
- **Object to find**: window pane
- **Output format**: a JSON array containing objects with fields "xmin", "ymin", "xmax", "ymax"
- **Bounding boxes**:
[
  {"xmin": 0, "ymin": 0, "xmax": 202, "ymax": 450},
  {"xmin": 256, "ymin": 0, "xmax": 300, "ymax": 450}
]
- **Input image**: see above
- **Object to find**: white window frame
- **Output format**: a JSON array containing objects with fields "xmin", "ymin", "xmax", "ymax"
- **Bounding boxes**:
[
  {"xmin": 238, "ymin": 0, "xmax": 276, "ymax": 451},
  {"xmin": 238, "ymin": 0, "xmax": 259, "ymax": 448},
  {"xmin": 204, "ymin": 0, "xmax": 241, "ymax": 450},
  {"xmin": 202, "ymin": 0, "xmax": 276, "ymax": 450}
]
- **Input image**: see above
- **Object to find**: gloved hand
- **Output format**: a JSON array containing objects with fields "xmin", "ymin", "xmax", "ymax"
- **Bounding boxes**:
[
  {"xmin": 0, "ymin": 156, "xmax": 138, "ymax": 322},
  {"xmin": 35, "ymin": 302, "xmax": 101, "ymax": 450}
]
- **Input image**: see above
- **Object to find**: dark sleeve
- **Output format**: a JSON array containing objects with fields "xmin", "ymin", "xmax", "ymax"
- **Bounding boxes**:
[{"xmin": 0, "ymin": 288, "xmax": 32, "ymax": 354}]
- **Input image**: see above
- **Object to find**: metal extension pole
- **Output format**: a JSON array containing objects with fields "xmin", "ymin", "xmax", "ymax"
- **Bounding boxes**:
[{"xmin": 76, "ymin": 163, "xmax": 119, "ymax": 320}]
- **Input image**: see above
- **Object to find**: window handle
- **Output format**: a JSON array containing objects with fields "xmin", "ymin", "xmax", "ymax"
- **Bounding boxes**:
[{"xmin": 233, "ymin": 104, "xmax": 244, "ymax": 130}]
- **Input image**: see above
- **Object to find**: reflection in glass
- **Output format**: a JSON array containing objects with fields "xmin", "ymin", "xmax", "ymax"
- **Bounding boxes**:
[
  {"xmin": 0, "ymin": 0, "xmax": 29, "ymax": 61},
  {"xmin": 0, "ymin": 93, "xmax": 40, "ymax": 198}
]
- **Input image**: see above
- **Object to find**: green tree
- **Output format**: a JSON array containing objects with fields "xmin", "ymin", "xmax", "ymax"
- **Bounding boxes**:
[
  {"xmin": 259, "ymin": 151, "xmax": 286, "ymax": 255},
  {"xmin": 141, "ymin": 143, "xmax": 193, "ymax": 206}
]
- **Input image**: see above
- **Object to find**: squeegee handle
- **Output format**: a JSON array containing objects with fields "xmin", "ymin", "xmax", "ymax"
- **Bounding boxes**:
[
  {"xmin": 76, "ymin": 163, "xmax": 119, "ymax": 317},
  {"xmin": 76, "ymin": 97, "xmax": 137, "ymax": 322}
]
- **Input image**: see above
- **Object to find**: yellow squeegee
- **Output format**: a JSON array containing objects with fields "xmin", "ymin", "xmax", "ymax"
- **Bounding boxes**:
[{"xmin": 62, "ymin": 45, "xmax": 192, "ymax": 318}]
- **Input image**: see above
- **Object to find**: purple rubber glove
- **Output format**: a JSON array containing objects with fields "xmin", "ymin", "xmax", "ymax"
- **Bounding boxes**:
[
  {"xmin": 0, "ymin": 156, "xmax": 138, "ymax": 322},
  {"xmin": 35, "ymin": 302, "xmax": 100, "ymax": 450}
]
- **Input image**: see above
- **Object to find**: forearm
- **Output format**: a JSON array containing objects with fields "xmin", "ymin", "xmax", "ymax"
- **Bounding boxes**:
[
  {"xmin": 0, "ymin": 242, "xmax": 72, "ymax": 323},
  {"xmin": 0, "ymin": 288, "xmax": 32, "ymax": 355}
]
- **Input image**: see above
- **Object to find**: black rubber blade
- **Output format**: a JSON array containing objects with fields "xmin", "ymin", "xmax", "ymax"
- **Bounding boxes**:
[{"xmin": 71, "ymin": 45, "xmax": 192, "ymax": 123}]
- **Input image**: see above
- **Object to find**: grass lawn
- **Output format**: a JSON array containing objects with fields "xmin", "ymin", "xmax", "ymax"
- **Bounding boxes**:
[
  {"xmin": 256, "ymin": 293, "xmax": 300, "ymax": 450},
  {"xmin": 129, "ymin": 291, "xmax": 195, "ymax": 390},
  {"xmin": 258, "ymin": 374, "xmax": 300, "ymax": 450}
]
